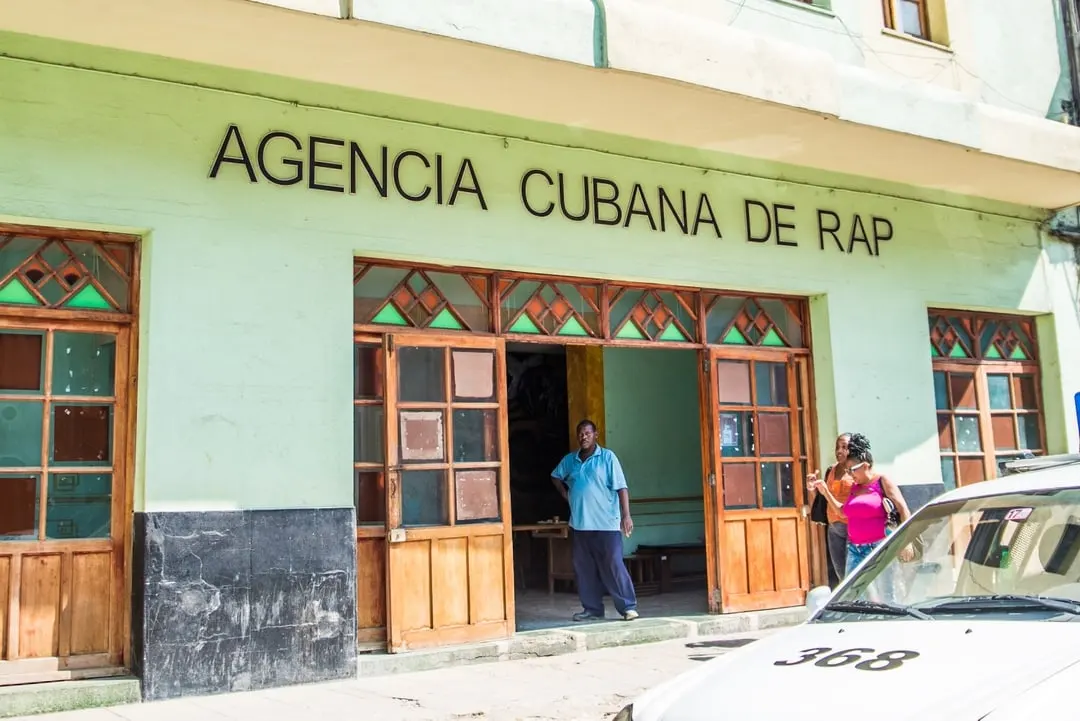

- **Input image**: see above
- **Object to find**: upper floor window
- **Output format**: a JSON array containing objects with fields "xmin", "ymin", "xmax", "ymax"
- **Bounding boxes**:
[{"xmin": 882, "ymin": 0, "xmax": 930, "ymax": 41}]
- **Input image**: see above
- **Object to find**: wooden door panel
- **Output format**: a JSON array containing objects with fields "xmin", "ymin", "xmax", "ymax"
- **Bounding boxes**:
[
  {"xmin": 391, "ymin": 541, "xmax": 433, "ymax": 633},
  {"xmin": 68, "ymin": 552, "xmax": 112, "ymax": 656},
  {"xmin": 0, "ymin": 321, "xmax": 131, "ymax": 683},
  {"xmin": 707, "ymin": 349, "xmax": 813, "ymax": 614},
  {"xmin": 356, "ymin": 535, "xmax": 387, "ymax": 644},
  {"xmin": 721, "ymin": 514, "xmax": 808, "ymax": 612},
  {"xmin": 467, "ymin": 534, "xmax": 506, "ymax": 624},
  {"xmin": 19, "ymin": 554, "xmax": 61, "ymax": 659},
  {"xmin": 431, "ymin": 538, "xmax": 470, "ymax": 628},
  {"xmin": 383, "ymin": 334, "xmax": 513, "ymax": 652}
]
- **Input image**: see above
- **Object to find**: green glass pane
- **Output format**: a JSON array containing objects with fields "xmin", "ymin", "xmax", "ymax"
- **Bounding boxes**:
[
  {"xmin": 372, "ymin": 303, "xmax": 409, "ymax": 326},
  {"xmin": 1010, "ymin": 346, "xmax": 1028, "ymax": 360},
  {"xmin": 658, "ymin": 323, "xmax": 688, "ymax": 342},
  {"xmin": 985, "ymin": 345, "xmax": 1002, "ymax": 359},
  {"xmin": 429, "ymin": 308, "xmax": 464, "ymax": 330},
  {"xmin": 557, "ymin": 316, "xmax": 589, "ymax": 337},
  {"xmin": 0, "ymin": 278, "xmax": 40, "ymax": 306},
  {"xmin": 949, "ymin": 343, "xmax": 969, "ymax": 358},
  {"xmin": 45, "ymin": 473, "xmax": 111, "ymax": 539},
  {"xmin": 933, "ymin": 371, "xmax": 948, "ymax": 410},
  {"xmin": 930, "ymin": 343, "xmax": 940, "ymax": 357},
  {"xmin": 987, "ymin": 375, "xmax": 1011, "ymax": 410},
  {"xmin": 65, "ymin": 283, "xmax": 111, "ymax": 310},
  {"xmin": 761, "ymin": 328, "xmax": 786, "ymax": 347},
  {"xmin": 52, "ymin": 333, "xmax": 116, "ymax": 396},
  {"xmin": 616, "ymin": 322, "xmax": 646, "ymax": 340},
  {"xmin": 722, "ymin": 327, "xmax": 749, "ymax": 345},
  {"xmin": 509, "ymin": 314, "xmax": 541, "ymax": 334},
  {"xmin": 0, "ymin": 401, "xmax": 44, "ymax": 467}
]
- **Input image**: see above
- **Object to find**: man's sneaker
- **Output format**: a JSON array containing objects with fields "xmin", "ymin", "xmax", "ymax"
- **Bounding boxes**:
[
  {"xmin": 572, "ymin": 611, "xmax": 603, "ymax": 622},
  {"xmin": 623, "ymin": 609, "xmax": 640, "ymax": 621}
]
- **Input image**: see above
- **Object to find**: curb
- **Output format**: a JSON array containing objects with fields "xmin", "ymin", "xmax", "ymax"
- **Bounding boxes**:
[
  {"xmin": 357, "ymin": 606, "xmax": 806, "ymax": 677},
  {"xmin": 0, "ymin": 677, "xmax": 140, "ymax": 719}
]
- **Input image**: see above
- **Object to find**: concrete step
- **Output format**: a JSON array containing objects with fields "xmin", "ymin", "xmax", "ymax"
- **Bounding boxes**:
[
  {"xmin": 0, "ymin": 677, "xmax": 141, "ymax": 718},
  {"xmin": 357, "ymin": 606, "xmax": 806, "ymax": 676}
]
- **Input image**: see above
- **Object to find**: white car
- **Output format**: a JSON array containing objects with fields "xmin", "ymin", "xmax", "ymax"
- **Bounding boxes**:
[{"xmin": 615, "ymin": 454, "xmax": 1080, "ymax": 721}]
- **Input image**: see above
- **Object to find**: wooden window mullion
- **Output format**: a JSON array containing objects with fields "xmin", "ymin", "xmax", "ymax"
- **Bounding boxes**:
[{"xmin": 973, "ymin": 366, "xmax": 997, "ymax": 482}]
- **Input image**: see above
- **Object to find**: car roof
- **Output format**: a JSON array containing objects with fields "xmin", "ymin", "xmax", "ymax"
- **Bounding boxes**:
[{"xmin": 927, "ymin": 456, "xmax": 1080, "ymax": 506}]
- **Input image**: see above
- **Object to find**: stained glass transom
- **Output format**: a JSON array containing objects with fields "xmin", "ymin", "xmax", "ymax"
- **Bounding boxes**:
[
  {"xmin": 928, "ymin": 311, "xmax": 1036, "ymax": 361},
  {"xmin": 0, "ymin": 235, "xmax": 134, "ymax": 313},
  {"xmin": 500, "ymin": 279, "xmax": 600, "ymax": 337},
  {"xmin": 607, "ymin": 286, "xmax": 698, "ymax": 343},
  {"xmin": 354, "ymin": 260, "xmax": 808, "ymax": 348},
  {"xmin": 707, "ymin": 296, "xmax": 800, "ymax": 348},
  {"xmin": 354, "ymin": 264, "xmax": 491, "ymax": 332}
]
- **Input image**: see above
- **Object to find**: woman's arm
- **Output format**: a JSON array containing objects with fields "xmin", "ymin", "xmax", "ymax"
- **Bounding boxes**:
[
  {"xmin": 814, "ymin": 471, "xmax": 845, "ymax": 512},
  {"xmin": 880, "ymin": 475, "xmax": 912, "ymax": 522}
]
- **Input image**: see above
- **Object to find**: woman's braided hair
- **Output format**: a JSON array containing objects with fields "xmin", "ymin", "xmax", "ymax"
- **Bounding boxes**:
[{"xmin": 847, "ymin": 432, "xmax": 874, "ymax": 466}]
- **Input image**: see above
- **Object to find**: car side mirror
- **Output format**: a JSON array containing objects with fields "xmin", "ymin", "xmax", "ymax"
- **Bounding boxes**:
[{"xmin": 805, "ymin": 585, "xmax": 832, "ymax": 617}]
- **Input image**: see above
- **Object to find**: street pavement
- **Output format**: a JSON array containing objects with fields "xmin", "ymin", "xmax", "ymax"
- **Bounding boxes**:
[{"xmin": 11, "ymin": 630, "xmax": 772, "ymax": 721}]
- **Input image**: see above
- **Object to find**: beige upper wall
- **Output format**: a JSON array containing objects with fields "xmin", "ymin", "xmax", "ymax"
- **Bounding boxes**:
[{"xmin": 3, "ymin": 0, "xmax": 1080, "ymax": 211}]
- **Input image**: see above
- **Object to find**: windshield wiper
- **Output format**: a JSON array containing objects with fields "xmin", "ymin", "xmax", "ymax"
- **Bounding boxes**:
[
  {"xmin": 823, "ymin": 599, "xmax": 933, "ymax": 620},
  {"xmin": 921, "ymin": 594, "xmax": 1080, "ymax": 616}
]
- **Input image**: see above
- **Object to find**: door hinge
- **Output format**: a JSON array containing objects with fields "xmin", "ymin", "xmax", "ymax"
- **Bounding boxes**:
[
  {"xmin": 385, "ymin": 334, "xmax": 395, "ymax": 354},
  {"xmin": 702, "ymin": 354, "xmax": 709, "ymax": 373},
  {"xmin": 708, "ymin": 472, "xmax": 716, "ymax": 487},
  {"xmin": 711, "ymin": 588, "xmax": 722, "ymax": 606},
  {"xmin": 801, "ymin": 505, "xmax": 809, "ymax": 518}
]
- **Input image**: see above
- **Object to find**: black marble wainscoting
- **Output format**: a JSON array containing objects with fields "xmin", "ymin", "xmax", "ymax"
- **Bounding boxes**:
[
  {"xmin": 131, "ymin": 508, "xmax": 357, "ymax": 701},
  {"xmin": 898, "ymin": 482, "xmax": 947, "ymax": 514}
]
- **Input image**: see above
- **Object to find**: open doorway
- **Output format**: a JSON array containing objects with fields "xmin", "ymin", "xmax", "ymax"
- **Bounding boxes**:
[{"xmin": 508, "ymin": 343, "xmax": 709, "ymax": 630}]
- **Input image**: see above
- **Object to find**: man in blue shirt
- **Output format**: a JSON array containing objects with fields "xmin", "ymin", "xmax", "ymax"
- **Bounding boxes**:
[{"xmin": 551, "ymin": 419, "xmax": 638, "ymax": 621}]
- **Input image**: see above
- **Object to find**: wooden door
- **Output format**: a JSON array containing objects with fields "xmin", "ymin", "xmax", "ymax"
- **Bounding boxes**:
[
  {"xmin": 0, "ymin": 319, "xmax": 131, "ymax": 684},
  {"xmin": 382, "ymin": 333, "xmax": 514, "ymax": 652},
  {"xmin": 705, "ymin": 348, "xmax": 811, "ymax": 613}
]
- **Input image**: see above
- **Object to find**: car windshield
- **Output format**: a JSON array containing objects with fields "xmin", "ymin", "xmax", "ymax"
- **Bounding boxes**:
[{"xmin": 816, "ymin": 487, "xmax": 1080, "ymax": 622}]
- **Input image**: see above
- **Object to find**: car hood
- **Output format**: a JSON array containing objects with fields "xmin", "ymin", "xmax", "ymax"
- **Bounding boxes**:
[{"xmin": 636, "ymin": 620, "xmax": 1080, "ymax": 721}]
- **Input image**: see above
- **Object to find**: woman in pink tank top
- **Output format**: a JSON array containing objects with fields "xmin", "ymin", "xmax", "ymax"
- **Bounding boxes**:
[{"xmin": 812, "ymin": 433, "xmax": 911, "ymax": 577}]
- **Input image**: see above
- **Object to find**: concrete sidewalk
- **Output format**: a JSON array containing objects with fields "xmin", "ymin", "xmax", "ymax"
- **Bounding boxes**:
[
  {"xmin": 0, "ymin": 607, "xmax": 804, "ymax": 719},
  {"xmin": 5, "ymin": 630, "xmax": 777, "ymax": 721}
]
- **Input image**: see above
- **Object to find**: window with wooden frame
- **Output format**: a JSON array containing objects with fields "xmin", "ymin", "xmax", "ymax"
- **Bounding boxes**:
[
  {"xmin": 882, "ymin": 0, "xmax": 951, "ymax": 46},
  {"xmin": 930, "ymin": 310, "xmax": 1044, "ymax": 490},
  {"xmin": 715, "ymin": 358, "xmax": 805, "ymax": 511},
  {"xmin": 354, "ymin": 341, "xmax": 386, "ymax": 525}
]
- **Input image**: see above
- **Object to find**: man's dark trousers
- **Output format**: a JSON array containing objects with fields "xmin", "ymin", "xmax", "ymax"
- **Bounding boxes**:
[{"xmin": 572, "ymin": 530, "xmax": 638, "ymax": 616}]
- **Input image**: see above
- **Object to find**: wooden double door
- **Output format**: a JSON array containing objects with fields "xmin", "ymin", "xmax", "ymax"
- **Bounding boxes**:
[
  {"xmin": 699, "ymin": 347, "xmax": 813, "ymax": 613},
  {"xmin": 0, "ymin": 319, "xmax": 132, "ymax": 684},
  {"xmin": 355, "ymin": 333, "xmax": 514, "ymax": 652}
]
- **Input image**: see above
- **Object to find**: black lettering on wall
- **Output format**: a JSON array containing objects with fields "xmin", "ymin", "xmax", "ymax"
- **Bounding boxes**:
[
  {"xmin": 745, "ymin": 200, "xmax": 772, "ymax": 243},
  {"xmin": 521, "ymin": 169, "xmax": 555, "ymax": 218},
  {"xmin": 692, "ymin": 194, "xmax": 722, "ymax": 238},
  {"xmin": 848, "ymin": 214, "xmax": 874, "ymax": 255},
  {"xmin": 349, "ymin": 143, "xmax": 389, "ymax": 197},
  {"xmin": 817, "ymin": 209, "xmax": 844, "ymax": 251},
  {"xmin": 448, "ymin": 158, "xmax": 487, "ymax": 210},
  {"xmin": 624, "ymin": 183, "xmax": 657, "ymax": 231},
  {"xmin": 872, "ymin": 217, "xmax": 893, "ymax": 256},
  {"xmin": 773, "ymin": 203, "xmax": 797, "ymax": 247},
  {"xmin": 209, "ymin": 124, "xmax": 257, "ymax": 182},
  {"xmin": 592, "ymin": 178, "xmax": 622, "ymax": 226},
  {"xmin": 393, "ymin": 150, "xmax": 432, "ymax": 202},
  {"xmin": 308, "ymin": 136, "xmax": 345, "ymax": 193},
  {"xmin": 559, "ymin": 174, "xmax": 590, "ymax": 222},
  {"xmin": 658, "ymin": 188, "xmax": 688, "ymax": 234},
  {"xmin": 435, "ymin": 155, "xmax": 445, "ymax": 205},
  {"xmin": 258, "ymin": 131, "xmax": 303, "ymax": 186}
]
